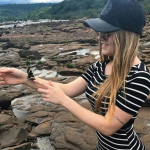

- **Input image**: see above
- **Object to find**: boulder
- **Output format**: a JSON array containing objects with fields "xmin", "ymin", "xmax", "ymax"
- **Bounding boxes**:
[
  {"xmin": 0, "ymin": 114, "xmax": 12, "ymax": 126},
  {"xmin": 18, "ymin": 50, "xmax": 41, "ymax": 59},
  {"xmin": 22, "ymin": 43, "xmax": 31, "ymax": 50},
  {"xmin": 140, "ymin": 133, "xmax": 150, "ymax": 149},
  {"xmin": 26, "ymin": 111, "xmax": 55, "ymax": 125},
  {"xmin": 0, "ymin": 127, "xmax": 27, "ymax": 149},
  {"xmin": 57, "ymin": 68, "xmax": 84, "ymax": 76},
  {"xmin": 0, "ymin": 86, "xmax": 24, "ymax": 109},
  {"xmin": 31, "ymin": 122, "xmax": 51, "ymax": 136},
  {"xmin": 2, "ymin": 143, "xmax": 31, "ymax": 150},
  {"xmin": 0, "ymin": 51, "xmax": 21, "ymax": 67},
  {"xmin": 2, "ymin": 43, "xmax": 10, "ymax": 50}
]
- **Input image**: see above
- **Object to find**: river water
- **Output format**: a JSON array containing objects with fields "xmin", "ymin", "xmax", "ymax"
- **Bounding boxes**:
[{"xmin": 0, "ymin": 19, "xmax": 69, "ymax": 29}]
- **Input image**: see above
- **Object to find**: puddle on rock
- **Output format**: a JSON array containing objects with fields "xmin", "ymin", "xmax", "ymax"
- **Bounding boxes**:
[
  {"xmin": 33, "ymin": 137, "xmax": 55, "ymax": 150},
  {"xmin": 59, "ymin": 48, "xmax": 91, "ymax": 56},
  {"xmin": 12, "ymin": 108, "xmax": 32, "ymax": 118},
  {"xmin": 146, "ymin": 121, "xmax": 150, "ymax": 127},
  {"xmin": 90, "ymin": 50, "xmax": 99, "ymax": 59}
]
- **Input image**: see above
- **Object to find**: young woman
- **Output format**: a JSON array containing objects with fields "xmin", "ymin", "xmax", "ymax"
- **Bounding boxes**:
[{"xmin": 0, "ymin": 0, "xmax": 149, "ymax": 149}]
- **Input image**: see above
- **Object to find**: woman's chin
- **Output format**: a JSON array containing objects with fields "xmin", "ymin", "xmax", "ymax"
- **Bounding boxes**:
[
  {"xmin": 101, "ymin": 51, "xmax": 109, "ymax": 56},
  {"xmin": 102, "ymin": 53, "xmax": 114, "ymax": 57}
]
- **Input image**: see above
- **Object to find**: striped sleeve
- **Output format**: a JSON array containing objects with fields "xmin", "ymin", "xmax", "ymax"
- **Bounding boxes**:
[
  {"xmin": 81, "ymin": 61, "xmax": 98, "ymax": 83},
  {"xmin": 116, "ymin": 72, "xmax": 150, "ymax": 115}
]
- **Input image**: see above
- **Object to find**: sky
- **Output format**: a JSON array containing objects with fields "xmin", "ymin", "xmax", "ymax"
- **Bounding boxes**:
[{"xmin": 0, "ymin": 0, "xmax": 64, "ymax": 4}]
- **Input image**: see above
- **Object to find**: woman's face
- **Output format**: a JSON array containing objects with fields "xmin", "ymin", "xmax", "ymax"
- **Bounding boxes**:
[{"xmin": 98, "ymin": 32, "xmax": 116, "ymax": 56}]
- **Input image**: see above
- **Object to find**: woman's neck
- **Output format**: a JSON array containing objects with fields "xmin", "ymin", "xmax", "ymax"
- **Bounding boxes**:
[{"xmin": 132, "ymin": 56, "xmax": 141, "ymax": 67}]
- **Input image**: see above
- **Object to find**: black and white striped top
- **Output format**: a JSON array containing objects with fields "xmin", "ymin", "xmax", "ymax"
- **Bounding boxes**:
[{"xmin": 81, "ymin": 60, "xmax": 150, "ymax": 150}]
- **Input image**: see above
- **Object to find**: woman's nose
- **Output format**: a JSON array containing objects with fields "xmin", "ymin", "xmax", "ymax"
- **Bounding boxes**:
[{"xmin": 98, "ymin": 35, "xmax": 105, "ymax": 41}]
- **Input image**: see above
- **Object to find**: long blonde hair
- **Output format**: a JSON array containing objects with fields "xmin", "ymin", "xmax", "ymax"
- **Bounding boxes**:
[{"xmin": 94, "ymin": 30, "xmax": 140, "ymax": 126}]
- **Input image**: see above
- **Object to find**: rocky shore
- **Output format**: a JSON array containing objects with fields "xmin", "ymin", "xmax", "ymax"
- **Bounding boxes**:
[{"xmin": 0, "ymin": 17, "xmax": 150, "ymax": 150}]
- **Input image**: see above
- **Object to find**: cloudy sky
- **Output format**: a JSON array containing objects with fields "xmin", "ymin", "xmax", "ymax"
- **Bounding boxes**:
[{"xmin": 0, "ymin": 0, "xmax": 63, "ymax": 4}]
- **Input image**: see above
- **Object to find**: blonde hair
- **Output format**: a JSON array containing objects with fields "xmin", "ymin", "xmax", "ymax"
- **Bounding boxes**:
[{"xmin": 94, "ymin": 30, "xmax": 140, "ymax": 126}]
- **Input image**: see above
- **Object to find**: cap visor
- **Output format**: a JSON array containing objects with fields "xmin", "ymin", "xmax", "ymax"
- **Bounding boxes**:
[{"xmin": 83, "ymin": 18, "xmax": 120, "ymax": 33}]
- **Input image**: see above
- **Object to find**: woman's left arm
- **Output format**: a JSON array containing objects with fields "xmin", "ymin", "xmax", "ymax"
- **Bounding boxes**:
[
  {"xmin": 62, "ymin": 96, "xmax": 133, "ymax": 136},
  {"xmin": 34, "ymin": 79, "xmax": 133, "ymax": 136}
]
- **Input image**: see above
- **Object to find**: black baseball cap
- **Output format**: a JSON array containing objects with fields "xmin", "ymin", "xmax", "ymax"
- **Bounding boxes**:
[{"xmin": 83, "ymin": 0, "xmax": 146, "ymax": 35}]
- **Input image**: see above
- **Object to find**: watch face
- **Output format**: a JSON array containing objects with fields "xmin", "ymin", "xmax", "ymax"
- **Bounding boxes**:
[{"xmin": 27, "ymin": 66, "xmax": 35, "ymax": 80}]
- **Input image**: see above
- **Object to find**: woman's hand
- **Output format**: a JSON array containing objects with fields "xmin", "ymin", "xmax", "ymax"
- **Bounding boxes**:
[
  {"xmin": 34, "ymin": 79, "xmax": 67, "ymax": 105},
  {"xmin": 0, "ymin": 68, "xmax": 27, "ymax": 85}
]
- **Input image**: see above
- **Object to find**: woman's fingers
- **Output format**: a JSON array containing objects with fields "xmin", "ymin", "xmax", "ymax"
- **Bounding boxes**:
[
  {"xmin": 41, "ymin": 93, "xmax": 49, "ymax": 98},
  {"xmin": 0, "ymin": 75, "xmax": 4, "ymax": 80},
  {"xmin": 38, "ymin": 88, "xmax": 48, "ymax": 93},
  {"xmin": 0, "ymin": 75, "xmax": 5, "ymax": 85},
  {"xmin": 43, "ymin": 98, "xmax": 49, "ymax": 102},
  {"xmin": 49, "ymin": 80, "xmax": 55, "ymax": 87},
  {"xmin": 0, "ymin": 81, "xmax": 6, "ymax": 85},
  {"xmin": 34, "ymin": 80, "xmax": 50, "ymax": 89},
  {"xmin": 0, "ymin": 68, "xmax": 13, "ymax": 72}
]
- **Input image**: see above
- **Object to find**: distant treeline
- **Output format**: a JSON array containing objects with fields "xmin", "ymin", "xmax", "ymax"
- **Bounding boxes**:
[
  {"xmin": 28, "ymin": 0, "xmax": 108, "ymax": 20},
  {"xmin": 0, "ymin": 0, "xmax": 150, "ymax": 22},
  {"xmin": 28, "ymin": 0, "xmax": 150, "ymax": 20},
  {"xmin": 0, "ymin": 3, "xmax": 53, "ymax": 22}
]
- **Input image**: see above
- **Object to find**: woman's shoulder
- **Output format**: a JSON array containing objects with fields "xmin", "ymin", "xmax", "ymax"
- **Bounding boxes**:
[
  {"xmin": 127, "ymin": 62, "xmax": 150, "ymax": 83},
  {"xmin": 130, "ymin": 62, "xmax": 150, "ymax": 75}
]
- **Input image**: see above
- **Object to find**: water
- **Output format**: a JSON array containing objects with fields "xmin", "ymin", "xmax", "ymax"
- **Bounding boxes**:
[
  {"xmin": 0, "ymin": 19, "xmax": 69, "ymax": 28},
  {"xmin": 33, "ymin": 69, "xmax": 57, "ymax": 78},
  {"xmin": 59, "ymin": 48, "xmax": 100, "ymax": 59},
  {"xmin": 0, "ymin": 53, "xmax": 4, "ymax": 56},
  {"xmin": 90, "ymin": 50, "xmax": 99, "ymax": 55},
  {"xmin": 13, "ymin": 108, "xmax": 32, "ymax": 118},
  {"xmin": 90, "ymin": 50, "xmax": 100, "ymax": 59},
  {"xmin": 11, "ymin": 94, "xmax": 41, "ymax": 111},
  {"xmin": 147, "ymin": 121, "xmax": 150, "ymax": 127},
  {"xmin": 58, "ymin": 48, "xmax": 100, "ymax": 62},
  {"xmin": 76, "ymin": 48, "xmax": 90, "ymax": 55},
  {"xmin": 59, "ymin": 48, "xmax": 91, "ymax": 56},
  {"xmin": 31, "ymin": 137, "xmax": 55, "ymax": 150}
]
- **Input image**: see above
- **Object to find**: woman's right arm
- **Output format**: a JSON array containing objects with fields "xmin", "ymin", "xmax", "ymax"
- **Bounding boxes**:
[
  {"xmin": 54, "ymin": 77, "xmax": 88, "ymax": 97},
  {"xmin": 0, "ymin": 68, "xmax": 88, "ymax": 98},
  {"xmin": 26, "ymin": 76, "xmax": 88, "ymax": 98}
]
